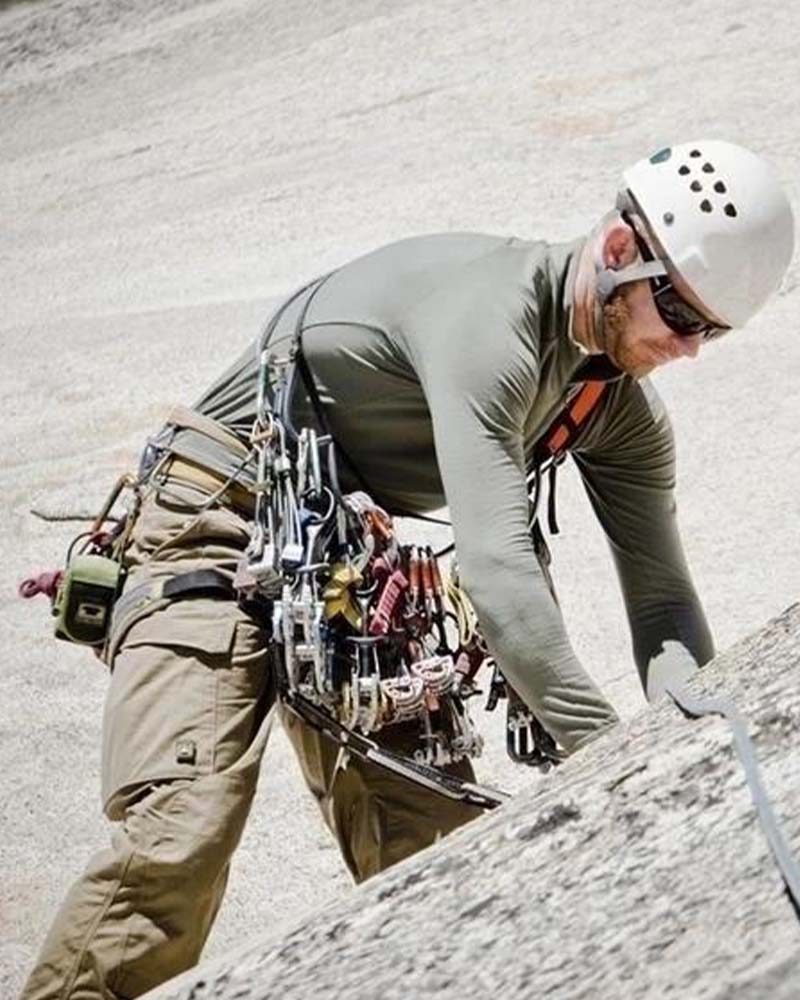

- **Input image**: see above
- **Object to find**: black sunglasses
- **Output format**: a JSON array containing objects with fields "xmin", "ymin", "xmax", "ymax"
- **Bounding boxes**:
[{"xmin": 621, "ymin": 212, "xmax": 730, "ymax": 342}]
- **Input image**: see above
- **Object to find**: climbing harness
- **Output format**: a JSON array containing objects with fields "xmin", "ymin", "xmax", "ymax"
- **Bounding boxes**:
[
  {"xmin": 229, "ymin": 278, "xmax": 507, "ymax": 806},
  {"xmin": 668, "ymin": 683, "xmax": 800, "ymax": 922}
]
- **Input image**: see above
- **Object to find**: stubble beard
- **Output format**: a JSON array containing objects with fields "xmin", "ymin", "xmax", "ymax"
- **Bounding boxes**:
[{"xmin": 602, "ymin": 293, "xmax": 652, "ymax": 378}]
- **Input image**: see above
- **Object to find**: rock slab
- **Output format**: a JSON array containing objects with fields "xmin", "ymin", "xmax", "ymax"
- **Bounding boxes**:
[{"xmin": 147, "ymin": 604, "xmax": 800, "ymax": 1000}]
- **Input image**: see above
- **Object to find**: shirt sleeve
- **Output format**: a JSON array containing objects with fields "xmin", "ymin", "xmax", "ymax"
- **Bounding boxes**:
[
  {"xmin": 405, "ymin": 285, "xmax": 619, "ymax": 752},
  {"xmin": 571, "ymin": 376, "xmax": 715, "ymax": 701}
]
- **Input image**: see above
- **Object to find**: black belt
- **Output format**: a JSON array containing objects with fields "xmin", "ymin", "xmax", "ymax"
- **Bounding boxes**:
[{"xmin": 162, "ymin": 569, "xmax": 235, "ymax": 601}]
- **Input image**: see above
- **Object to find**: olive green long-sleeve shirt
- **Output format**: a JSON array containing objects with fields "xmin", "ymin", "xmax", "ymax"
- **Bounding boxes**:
[{"xmin": 180, "ymin": 232, "xmax": 713, "ymax": 751}]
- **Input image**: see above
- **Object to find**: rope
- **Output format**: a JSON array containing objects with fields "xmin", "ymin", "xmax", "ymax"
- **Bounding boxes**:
[
  {"xmin": 29, "ymin": 509, "xmax": 106, "ymax": 523},
  {"xmin": 444, "ymin": 570, "xmax": 480, "ymax": 649},
  {"xmin": 667, "ymin": 683, "xmax": 800, "ymax": 923}
]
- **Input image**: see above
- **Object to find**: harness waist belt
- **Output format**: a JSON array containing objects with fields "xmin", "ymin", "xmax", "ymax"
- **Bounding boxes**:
[
  {"xmin": 159, "ymin": 456, "xmax": 257, "ymax": 516},
  {"xmin": 165, "ymin": 404, "xmax": 251, "ymax": 460}
]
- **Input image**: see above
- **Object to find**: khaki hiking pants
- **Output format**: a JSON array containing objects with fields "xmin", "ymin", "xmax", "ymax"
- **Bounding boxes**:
[{"xmin": 22, "ymin": 485, "xmax": 481, "ymax": 1000}]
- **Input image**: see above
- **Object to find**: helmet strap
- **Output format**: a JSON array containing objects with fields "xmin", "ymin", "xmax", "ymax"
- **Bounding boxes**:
[
  {"xmin": 596, "ymin": 258, "xmax": 670, "ymax": 305},
  {"xmin": 596, "ymin": 192, "xmax": 671, "ymax": 305}
]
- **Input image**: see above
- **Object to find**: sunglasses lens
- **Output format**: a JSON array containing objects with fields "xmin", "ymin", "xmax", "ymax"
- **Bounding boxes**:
[{"xmin": 653, "ymin": 285, "xmax": 728, "ymax": 341}]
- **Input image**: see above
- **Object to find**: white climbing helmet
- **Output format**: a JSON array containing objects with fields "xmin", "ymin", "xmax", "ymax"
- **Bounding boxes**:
[{"xmin": 619, "ymin": 141, "xmax": 795, "ymax": 328}]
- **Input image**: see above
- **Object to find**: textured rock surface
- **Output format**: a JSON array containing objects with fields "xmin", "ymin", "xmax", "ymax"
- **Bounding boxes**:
[{"xmin": 148, "ymin": 605, "xmax": 800, "ymax": 1000}]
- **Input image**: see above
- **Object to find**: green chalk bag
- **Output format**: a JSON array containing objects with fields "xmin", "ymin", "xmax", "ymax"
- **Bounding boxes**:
[{"xmin": 53, "ymin": 553, "xmax": 125, "ymax": 646}]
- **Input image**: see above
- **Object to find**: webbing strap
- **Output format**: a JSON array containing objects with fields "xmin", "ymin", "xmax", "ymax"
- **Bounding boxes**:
[
  {"xmin": 112, "ymin": 570, "xmax": 234, "ymax": 628},
  {"xmin": 528, "ymin": 379, "xmax": 608, "ymax": 536},
  {"xmin": 162, "ymin": 569, "xmax": 235, "ymax": 601},
  {"xmin": 165, "ymin": 404, "xmax": 252, "ymax": 459},
  {"xmin": 667, "ymin": 684, "xmax": 800, "ymax": 922},
  {"xmin": 105, "ymin": 570, "xmax": 238, "ymax": 667},
  {"xmin": 538, "ymin": 380, "xmax": 607, "ymax": 461}
]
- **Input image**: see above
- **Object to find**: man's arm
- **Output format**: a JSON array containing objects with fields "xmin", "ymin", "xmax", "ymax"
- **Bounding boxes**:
[
  {"xmin": 572, "ymin": 376, "xmax": 715, "ymax": 700},
  {"xmin": 405, "ymin": 287, "xmax": 619, "ymax": 753}
]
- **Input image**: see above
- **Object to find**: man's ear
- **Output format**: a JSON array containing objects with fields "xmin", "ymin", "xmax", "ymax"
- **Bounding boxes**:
[{"xmin": 602, "ymin": 221, "xmax": 638, "ymax": 271}]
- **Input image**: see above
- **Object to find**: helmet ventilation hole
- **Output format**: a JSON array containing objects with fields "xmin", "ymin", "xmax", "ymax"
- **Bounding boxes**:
[
  {"xmin": 714, "ymin": 180, "xmax": 727, "ymax": 193},
  {"xmin": 679, "ymin": 165, "xmax": 690, "ymax": 176},
  {"xmin": 702, "ymin": 162, "xmax": 715, "ymax": 173},
  {"xmin": 690, "ymin": 180, "xmax": 703, "ymax": 192},
  {"xmin": 690, "ymin": 149, "xmax": 702, "ymax": 157},
  {"xmin": 724, "ymin": 203, "xmax": 738, "ymax": 218},
  {"xmin": 700, "ymin": 199, "xmax": 713, "ymax": 213},
  {"xmin": 663, "ymin": 212, "xmax": 675, "ymax": 225}
]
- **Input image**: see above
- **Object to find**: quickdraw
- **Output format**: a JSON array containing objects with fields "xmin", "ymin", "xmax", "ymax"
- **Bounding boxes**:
[{"xmin": 240, "ymin": 428, "xmax": 490, "ymax": 768}]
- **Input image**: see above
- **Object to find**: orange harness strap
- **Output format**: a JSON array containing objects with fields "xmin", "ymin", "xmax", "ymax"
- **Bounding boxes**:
[
  {"xmin": 539, "ymin": 380, "xmax": 607, "ymax": 461},
  {"xmin": 529, "ymin": 379, "xmax": 609, "ymax": 536}
]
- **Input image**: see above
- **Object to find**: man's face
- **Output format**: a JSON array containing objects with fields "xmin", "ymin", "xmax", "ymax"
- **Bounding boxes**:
[
  {"xmin": 599, "ymin": 214, "xmax": 726, "ymax": 378},
  {"xmin": 601, "ymin": 280, "xmax": 703, "ymax": 378}
]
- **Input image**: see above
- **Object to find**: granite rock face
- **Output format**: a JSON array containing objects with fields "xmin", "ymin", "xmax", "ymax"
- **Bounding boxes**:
[{"xmin": 147, "ymin": 605, "xmax": 800, "ymax": 1000}]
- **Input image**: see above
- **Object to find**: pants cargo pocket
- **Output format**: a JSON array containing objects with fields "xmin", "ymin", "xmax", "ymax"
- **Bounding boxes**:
[{"xmin": 101, "ymin": 598, "xmax": 272, "ymax": 820}]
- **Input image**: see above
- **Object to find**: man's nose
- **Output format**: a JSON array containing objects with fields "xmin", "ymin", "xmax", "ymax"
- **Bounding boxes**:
[{"xmin": 678, "ymin": 334, "xmax": 702, "ymax": 359}]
